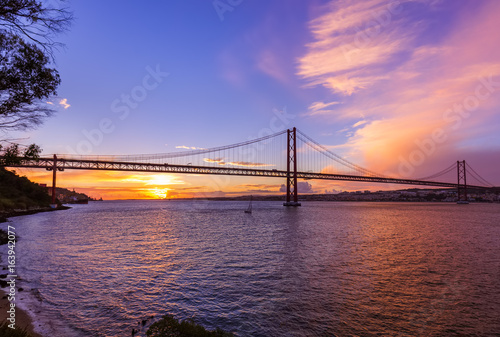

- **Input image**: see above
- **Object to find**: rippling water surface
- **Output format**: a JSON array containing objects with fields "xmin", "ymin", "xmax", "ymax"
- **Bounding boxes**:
[{"xmin": 7, "ymin": 201, "xmax": 500, "ymax": 336}]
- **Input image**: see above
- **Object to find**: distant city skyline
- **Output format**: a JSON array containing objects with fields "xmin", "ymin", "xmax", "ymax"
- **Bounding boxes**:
[{"xmin": 12, "ymin": 0, "xmax": 500, "ymax": 199}]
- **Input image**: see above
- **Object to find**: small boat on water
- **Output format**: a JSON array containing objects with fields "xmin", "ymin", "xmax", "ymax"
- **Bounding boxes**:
[{"xmin": 244, "ymin": 196, "xmax": 253, "ymax": 213}]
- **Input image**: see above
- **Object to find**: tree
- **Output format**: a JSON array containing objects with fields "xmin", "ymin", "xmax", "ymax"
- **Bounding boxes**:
[
  {"xmin": 0, "ymin": 0, "xmax": 71, "ymax": 135},
  {"xmin": 0, "ymin": 0, "xmax": 72, "ymax": 56},
  {"xmin": 0, "ymin": 32, "xmax": 60, "ymax": 131},
  {"xmin": 0, "ymin": 142, "xmax": 40, "ymax": 165}
]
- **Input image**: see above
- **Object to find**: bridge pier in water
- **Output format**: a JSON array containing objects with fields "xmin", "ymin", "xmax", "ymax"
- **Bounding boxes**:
[{"xmin": 283, "ymin": 127, "xmax": 301, "ymax": 207}]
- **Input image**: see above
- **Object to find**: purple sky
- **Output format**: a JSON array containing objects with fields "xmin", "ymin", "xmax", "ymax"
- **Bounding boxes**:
[{"xmin": 13, "ymin": 0, "xmax": 500, "ymax": 198}]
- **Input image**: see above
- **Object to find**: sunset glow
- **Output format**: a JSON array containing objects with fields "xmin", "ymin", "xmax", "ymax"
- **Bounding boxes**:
[
  {"xmin": 12, "ymin": 0, "xmax": 500, "ymax": 198},
  {"xmin": 3, "ymin": 2, "xmax": 500, "ymax": 336},
  {"xmin": 148, "ymin": 187, "xmax": 169, "ymax": 199}
]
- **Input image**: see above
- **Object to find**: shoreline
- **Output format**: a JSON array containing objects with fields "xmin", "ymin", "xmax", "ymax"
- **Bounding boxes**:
[
  {"xmin": 0, "ymin": 289, "xmax": 43, "ymax": 337},
  {"xmin": 0, "ymin": 205, "xmax": 71, "ymax": 224},
  {"xmin": 0, "ymin": 206, "xmax": 70, "ymax": 337}
]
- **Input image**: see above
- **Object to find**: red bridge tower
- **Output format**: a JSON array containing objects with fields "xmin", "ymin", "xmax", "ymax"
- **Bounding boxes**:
[{"xmin": 283, "ymin": 127, "xmax": 301, "ymax": 207}]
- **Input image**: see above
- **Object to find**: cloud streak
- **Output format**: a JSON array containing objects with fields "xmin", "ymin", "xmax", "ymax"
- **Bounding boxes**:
[
  {"xmin": 203, "ymin": 157, "xmax": 274, "ymax": 168},
  {"xmin": 46, "ymin": 98, "xmax": 71, "ymax": 109},
  {"xmin": 298, "ymin": 0, "xmax": 410, "ymax": 95},
  {"xmin": 306, "ymin": 101, "xmax": 341, "ymax": 116},
  {"xmin": 176, "ymin": 145, "xmax": 206, "ymax": 150}
]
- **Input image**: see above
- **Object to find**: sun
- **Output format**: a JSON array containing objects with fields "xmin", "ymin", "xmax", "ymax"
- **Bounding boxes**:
[{"xmin": 148, "ymin": 187, "xmax": 169, "ymax": 199}]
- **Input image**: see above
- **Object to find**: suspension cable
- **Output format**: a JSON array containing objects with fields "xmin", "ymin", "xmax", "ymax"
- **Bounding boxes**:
[
  {"xmin": 59, "ymin": 130, "xmax": 288, "ymax": 162},
  {"xmin": 416, "ymin": 163, "xmax": 456, "ymax": 181},
  {"xmin": 296, "ymin": 129, "xmax": 384, "ymax": 177},
  {"xmin": 465, "ymin": 163, "xmax": 494, "ymax": 187}
]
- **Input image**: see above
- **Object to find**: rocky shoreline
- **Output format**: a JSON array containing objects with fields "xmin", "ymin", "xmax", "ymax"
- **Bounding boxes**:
[{"xmin": 0, "ymin": 206, "xmax": 71, "ymax": 225}]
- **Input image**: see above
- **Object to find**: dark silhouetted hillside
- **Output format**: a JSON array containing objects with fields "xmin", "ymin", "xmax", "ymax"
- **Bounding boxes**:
[{"xmin": 0, "ymin": 168, "xmax": 51, "ymax": 212}]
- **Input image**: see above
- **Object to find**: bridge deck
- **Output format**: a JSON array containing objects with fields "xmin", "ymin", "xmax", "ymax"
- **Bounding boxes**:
[{"xmin": 5, "ymin": 157, "xmax": 488, "ymax": 189}]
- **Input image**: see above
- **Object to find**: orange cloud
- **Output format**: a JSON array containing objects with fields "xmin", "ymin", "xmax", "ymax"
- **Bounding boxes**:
[
  {"xmin": 298, "ymin": 0, "xmax": 413, "ymax": 94},
  {"xmin": 299, "ymin": 1, "xmax": 500, "ymax": 181}
]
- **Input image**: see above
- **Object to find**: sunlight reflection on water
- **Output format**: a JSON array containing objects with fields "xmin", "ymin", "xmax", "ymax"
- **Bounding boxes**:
[{"xmin": 8, "ymin": 201, "xmax": 500, "ymax": 336}]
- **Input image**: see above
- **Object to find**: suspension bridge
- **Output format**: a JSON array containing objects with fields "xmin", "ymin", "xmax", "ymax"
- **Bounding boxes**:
[{"xmin": 2, "ymin": 127, "xmax": 494, "ymax": 206}]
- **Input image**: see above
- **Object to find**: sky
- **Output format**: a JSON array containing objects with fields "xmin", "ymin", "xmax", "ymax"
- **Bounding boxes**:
[{"xmin": 11, "ymin": 0, "xmax": 500, "ymax": 199}]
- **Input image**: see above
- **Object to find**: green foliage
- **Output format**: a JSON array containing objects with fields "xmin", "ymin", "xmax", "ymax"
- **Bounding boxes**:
[
  {"xmin": 22, "ymin": 144, "xmax": 41, "ymax": 160},
  {"xmin": 0, "ymin": 142, "xmax": 41, "ymax": 165},
  {"xmin": 0, "ymin": 167, "xmax": 50, "ymax": 210},
  {"xmin": 0, "ymin": 321, "xmax": 33, "ymax": 337},
  {"xmin": 146, "ymin": 315, "xmax": 234, "ymax": 337},
  {"xmin": 0, "ymin": 32, "xmax": 60, "ymax": 130},
  {"xmin": 1, "ymin": 0, "xmax": 71, "ymax": 132}
]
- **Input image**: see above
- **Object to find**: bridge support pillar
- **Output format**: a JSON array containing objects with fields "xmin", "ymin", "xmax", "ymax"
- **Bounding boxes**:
[
  {"xmin": 48, "ymin": 154, "xmax": 64, "ymax": 208},
  {"xmin": 284, "ymin": 127, "xmax": 301, "ymax": 207},
  {"xmin": 50, "ymin": 154, "xmax": 58, "ymax": 208},
  {"xmin": 457, "ymin": 160, "xmax": 468, "ymax": 204}
]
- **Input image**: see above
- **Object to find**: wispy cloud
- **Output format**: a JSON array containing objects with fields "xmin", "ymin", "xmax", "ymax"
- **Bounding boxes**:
[
  {"xmin": 218, "ymin": 49, "xmax": 247, "ymax": 88},
  {"xmin": 46, "ymin": 98, "xmax": 70, "ymax": 108},
  {"xmin": 203, "ymin": 158, "xmax": 273, "ymax": 167},
  {"xmin": 59, "ymin": 98, "xmax": 71, "ymax": 109},
  {"xmin": 298, "ymin": 0, "xmax": 416, "ymax": 95},
  {"xmin": 203, "ymin": 158, "xmax": 224, "ymax": 164},
  {"xmin": 229, "ymin": 161, "xmax": 274, "ymax": 168},
  {"xmin": 352, "ymin": 120, "xmax": 368, "ymax": 128},
  {"xmin": 238, "ymin": 183, "xmax": 279, "ymax": 189},
  {"xmin": 306, "ymin": 101, "xmax": 341, "ymax": 116},
  {"xmin": 256, "ymin": 49, "xmax": 290, "ymax": 84},
  {"xmin": 176, "ymin": 145, "xmax": 206, "ymax": 150}
]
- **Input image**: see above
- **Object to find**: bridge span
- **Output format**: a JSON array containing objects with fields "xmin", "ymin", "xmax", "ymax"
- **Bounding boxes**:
[{"xmin": 2, "ymin": 127, "xmax": 493, "ymax": 206}]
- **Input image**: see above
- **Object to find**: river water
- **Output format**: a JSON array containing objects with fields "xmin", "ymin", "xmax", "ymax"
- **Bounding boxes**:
[{"xmin": 4, "ymin": 201, "xmax": 500, "ymax": 336}]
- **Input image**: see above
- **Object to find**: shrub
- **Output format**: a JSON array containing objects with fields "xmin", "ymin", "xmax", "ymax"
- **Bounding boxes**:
[
  {"xmin": 0, "ymin": 168, "xmax": 51, "ymax": 210},
  {"xmin": 146, "ymin": 315, "xmax": 233, "ymax": 337}
]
